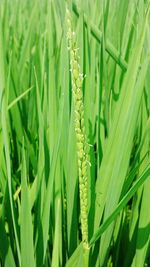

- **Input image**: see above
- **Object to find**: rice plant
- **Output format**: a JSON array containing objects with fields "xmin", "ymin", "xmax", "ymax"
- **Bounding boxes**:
[{"xmin": 0, "ymin": 0, "xmax": 150, "ymax": 267}]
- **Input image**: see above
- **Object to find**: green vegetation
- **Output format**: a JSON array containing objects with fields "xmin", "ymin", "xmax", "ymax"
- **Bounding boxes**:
[{"xmin": 0, "ymin": 0, "xmax": 150, "ymax": 266}]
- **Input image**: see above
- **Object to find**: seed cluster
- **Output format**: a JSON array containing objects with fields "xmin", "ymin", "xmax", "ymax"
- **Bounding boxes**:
[{"xmin": 66, "ymin": 8, "xmax": 89, "ymax": 249}]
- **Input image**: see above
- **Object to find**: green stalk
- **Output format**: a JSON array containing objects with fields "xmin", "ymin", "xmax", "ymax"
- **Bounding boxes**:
[
  {"xmin": 72, "ymin": 2, "xmax": 128, "ymax": 71},
  {"xmin": 66, "ymin": 7, "xmax": 90, "ymax": 266}
]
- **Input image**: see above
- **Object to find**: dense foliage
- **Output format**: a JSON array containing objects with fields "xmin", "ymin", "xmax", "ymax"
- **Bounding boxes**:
[{"xmin": 0, "ymin": 0, "xmax": 150, "ymax": 266}]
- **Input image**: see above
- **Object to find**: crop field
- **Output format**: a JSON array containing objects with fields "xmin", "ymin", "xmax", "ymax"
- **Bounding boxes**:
[{"xmin": 0, "ymin": 0, "xmax": 150, "ymax": 266}]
